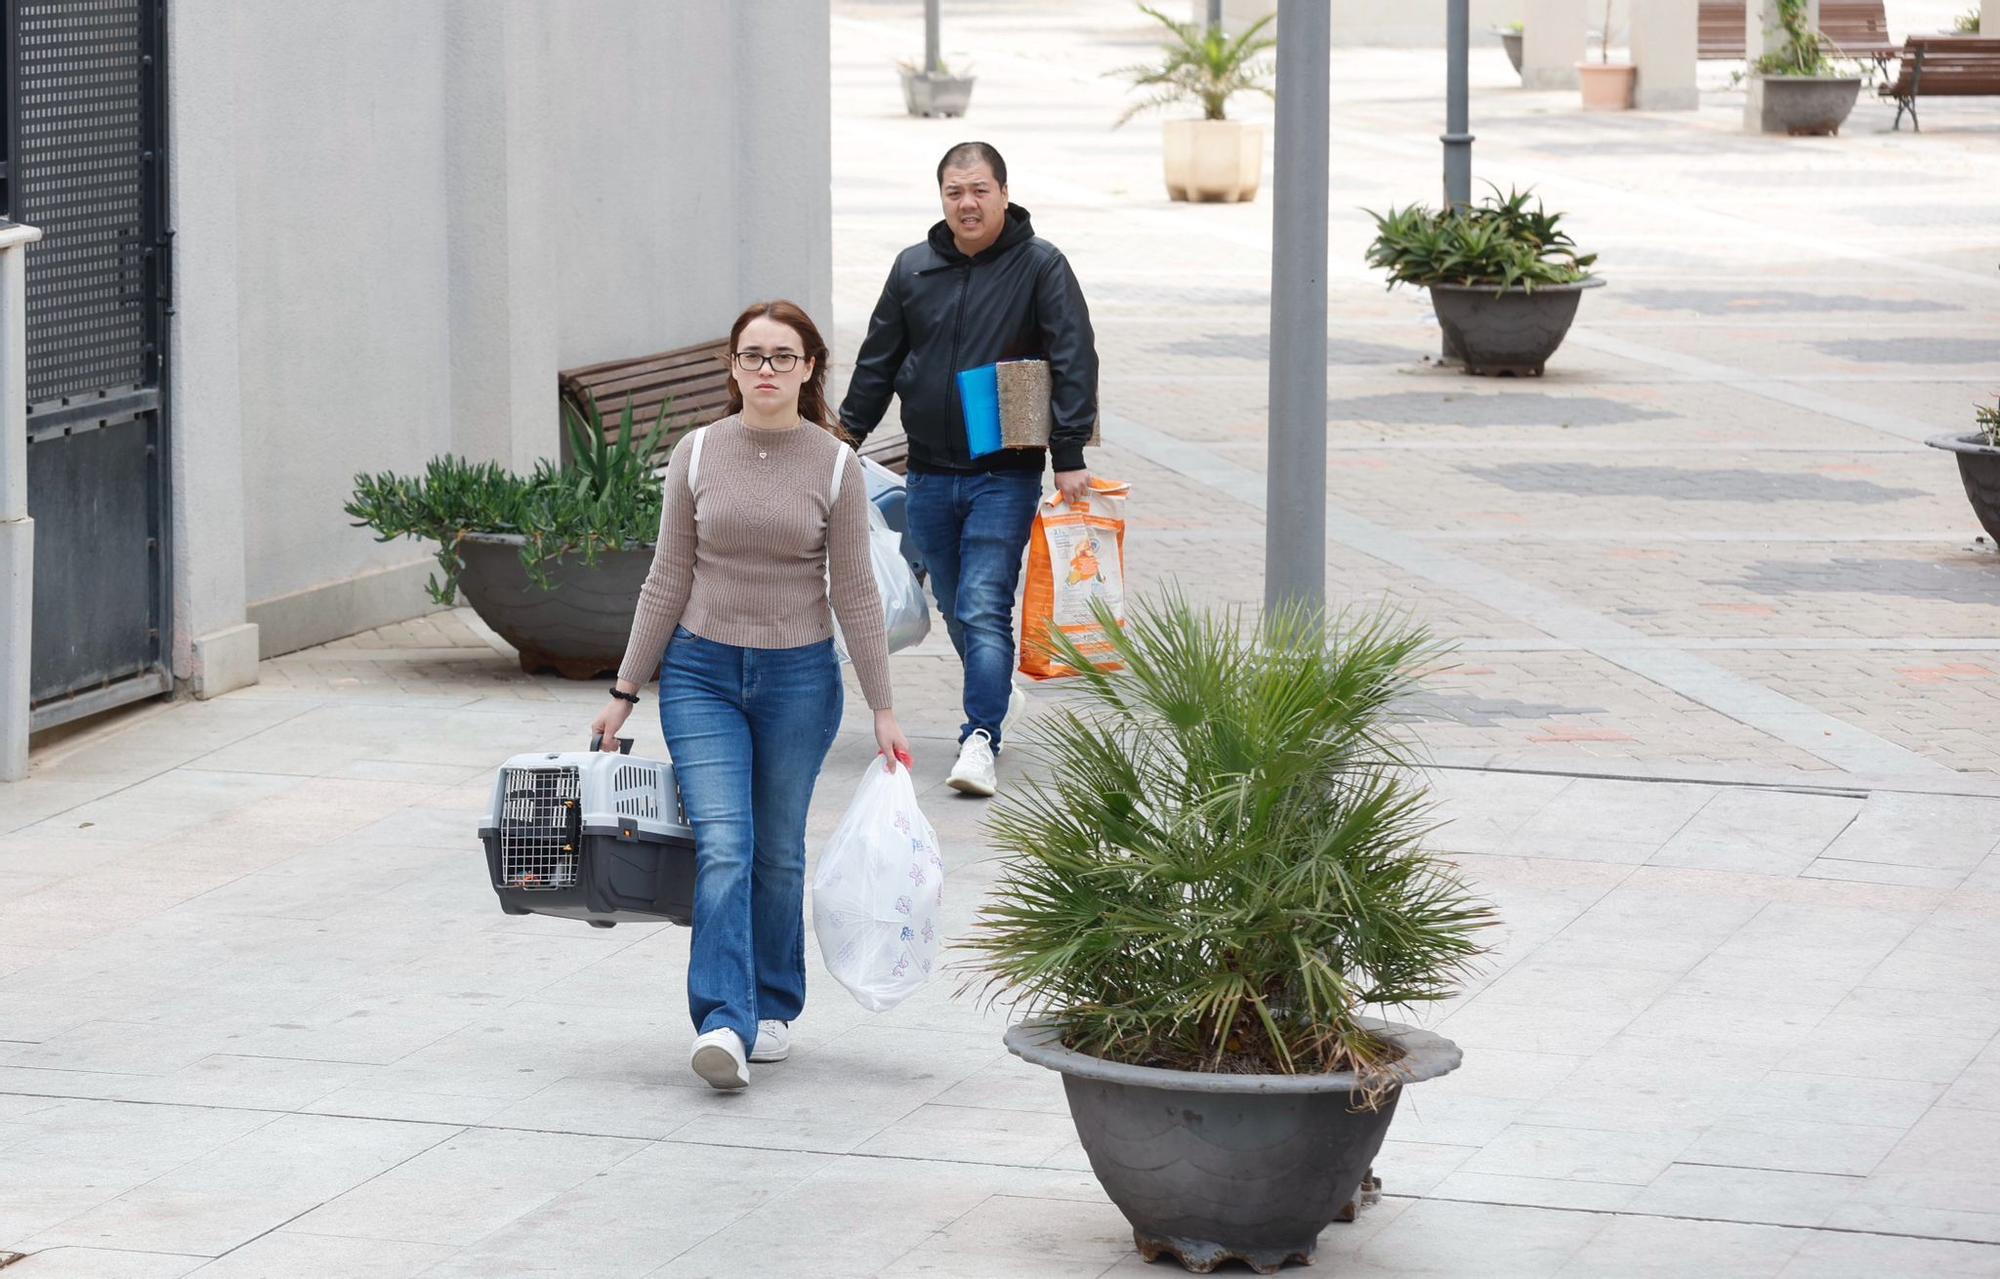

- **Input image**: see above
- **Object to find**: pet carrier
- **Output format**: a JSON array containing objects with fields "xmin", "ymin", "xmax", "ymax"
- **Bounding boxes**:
[{"xmin": 479, "ymin": 736, "xmax": 696, "ymax": 927}]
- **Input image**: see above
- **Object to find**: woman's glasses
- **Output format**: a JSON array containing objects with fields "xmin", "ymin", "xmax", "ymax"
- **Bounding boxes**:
[{"xmin": 731, "ymin": 351, "xmax": 802, "ymax": 373}]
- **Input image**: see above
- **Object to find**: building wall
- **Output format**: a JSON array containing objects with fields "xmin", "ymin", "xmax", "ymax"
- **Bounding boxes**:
[
  {"xmin": 168, "ymin": 0, "xmax": 833, "ymax": 670},
  {"xmin": 1200, "ymin": 0, "xmax": 1640, "ymax": 47}
]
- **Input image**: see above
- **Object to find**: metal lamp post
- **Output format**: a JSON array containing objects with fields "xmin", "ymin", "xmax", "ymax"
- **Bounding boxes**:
[
  {"xmin": 1443, "ymin": 0, "xmax": 1473, "ymax": 209},
  {"xmin": 925, "ymin": 0, "xmax": 941, "ymax": 74},
  {"xmin": 1264, "ymin": 0, "xmax": 1331, "ymax": 618}
]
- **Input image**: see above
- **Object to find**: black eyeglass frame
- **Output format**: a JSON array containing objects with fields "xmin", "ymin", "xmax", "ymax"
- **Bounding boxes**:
[{"xmin": 729, "ymin": 351, "xmax": 805, "ymax": 373}]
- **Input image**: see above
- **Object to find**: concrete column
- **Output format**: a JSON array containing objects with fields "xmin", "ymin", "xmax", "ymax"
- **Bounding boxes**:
[
  {"xmin": 1264, "ymin": 0, "xmax": 1329, "ymax": 617},
  {"xmin": 1746, "ymin": 0, "xmax": 1819, "ymax": 131},
  {"xmin": 445, "ymin": 0, "xmax": 557, "ymax": 475},
  {"xmin": 1632, "ymin": 0, "xmax": 1698, "ymax": 109},
  {"xmin": 166, "ymin": 0, "xmax": 260, "ymax": 701},
  {"xmin": 0, "ymin": 223, "xmax": 43, "ymax": 782},
  {"xmin": 733, "ymin": 7, "xmax": 833, "ymax": 328},
  {"xmin": 1522, "ymin": 0, "xmax": 1587, "ymax": 89}
]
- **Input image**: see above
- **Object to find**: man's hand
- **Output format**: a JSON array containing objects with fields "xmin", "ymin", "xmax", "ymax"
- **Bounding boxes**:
[{"xmin": 1054, "ymin": 469, "xmax": 1092, "ymax": 505}]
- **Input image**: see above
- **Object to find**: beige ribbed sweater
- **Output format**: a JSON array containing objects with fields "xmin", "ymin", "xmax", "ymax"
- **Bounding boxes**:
[{"xmin": 615, "ymin": 415, "xmax": 892, "ymax": 710}]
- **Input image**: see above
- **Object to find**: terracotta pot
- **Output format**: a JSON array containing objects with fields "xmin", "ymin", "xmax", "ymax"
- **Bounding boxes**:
[
  {"xmin": 1576, "ymin": 61, "xmax": 1636, "ymax": 110},
  {"xmin": 1162, "ymin": 119, "xmax": 1263, "ymax": 204}
]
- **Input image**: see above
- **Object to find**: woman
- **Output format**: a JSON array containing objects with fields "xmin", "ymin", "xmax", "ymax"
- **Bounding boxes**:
[{"xmin": 592, "ymin": 300, "xmax": 911, "ymax": 1092}]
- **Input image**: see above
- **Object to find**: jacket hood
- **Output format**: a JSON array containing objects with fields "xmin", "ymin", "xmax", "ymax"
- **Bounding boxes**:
[{"xmin": 927, "ymin": 204, "xmax": 1036, "ymax": 264}]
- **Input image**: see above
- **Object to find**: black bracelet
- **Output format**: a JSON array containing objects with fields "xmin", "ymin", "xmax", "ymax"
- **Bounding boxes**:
[{"xmin": 608, "ymin": 687, "xmax": 640, "ymax": 705}]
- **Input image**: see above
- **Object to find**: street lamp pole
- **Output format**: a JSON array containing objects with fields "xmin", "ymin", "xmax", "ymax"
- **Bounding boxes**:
[
  {"xmin": 925, "ymin": 0, "xmax": 941, "ymax": 74},
  {"xmin": 1443, "ymin": 0, "xmax": 1473, "ymax": 209},
  {"xmin": 1265, "ymin": 0, "xmax": 1330, "ymax": 618},
  {"xmin": 1207, "ymin": 0, "xmax": 1224, "ymax": 34}
]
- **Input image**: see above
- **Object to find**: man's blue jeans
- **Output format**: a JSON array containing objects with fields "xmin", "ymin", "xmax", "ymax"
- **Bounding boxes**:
[
  {"xmin": 903, "ymin": 469, "xmax": 1043, "ymax": 750},
  {"xmin": 659, "ymin": 627, "xmax": 842, "ymax": 1048}
]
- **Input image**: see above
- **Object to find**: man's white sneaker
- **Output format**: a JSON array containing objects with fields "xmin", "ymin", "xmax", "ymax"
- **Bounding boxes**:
[
  {"xmin": 690, "ymin": 1028, "xmax": 749, "ymax": 1091},
  {"xmin": 750, "ymin": 1019, "xmax": 791, "ymax": 1063},
  {"xmin": 947, "ymin": 729, "xmax": 998, "ymax": 797},
  {"xmin": 1002, "ymin": 682, "xmax": 1029, "ymax": 740}
]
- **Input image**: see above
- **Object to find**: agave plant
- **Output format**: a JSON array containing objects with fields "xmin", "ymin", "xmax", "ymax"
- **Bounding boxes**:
[
  {"xmin": 1108, "ymin": 5, "xmax": 1276, "ymax": 126},
  {"xmin": 345, "ymin": 394, "xmax": 669, "ymax": 604},
  {"xmin": 1977, "ymin": 397, "xmax": 2000, "ymax": 448},
  {"xmin": 968, "ymin": 591, "xmax": 1494, "ymax": 1085},
  {"xmin": 1366, "ymin": 185, "xmax": 1597, "ymax": 295},
  {"xmin": 1750, "ymin": 0, "xmax": 1848, "ymax": 76}
]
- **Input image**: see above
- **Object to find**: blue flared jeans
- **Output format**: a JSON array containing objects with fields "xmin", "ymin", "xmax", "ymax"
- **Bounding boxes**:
[{"xmin": 659, "ymin": 626, "xmax": 843, "ymax": 1048}]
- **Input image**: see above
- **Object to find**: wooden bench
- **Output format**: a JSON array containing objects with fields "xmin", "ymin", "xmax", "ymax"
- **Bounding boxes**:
[
  {"xmin": 1881, "ymin": 36, "xmax": 2000, "ymax": 130},
  {"xmin": 1697, "ymin": 1, "xmax": 1897, "ymax": 67},
  {"xmin": 556, "ymin": 339, "xmax": 911, "ymax": 474}
]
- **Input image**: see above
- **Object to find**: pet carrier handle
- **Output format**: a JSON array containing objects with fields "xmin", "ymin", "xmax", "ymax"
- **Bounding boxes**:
[{"xmin": 589, "ymin": 733, "xmax": 634, "ymax": 755}]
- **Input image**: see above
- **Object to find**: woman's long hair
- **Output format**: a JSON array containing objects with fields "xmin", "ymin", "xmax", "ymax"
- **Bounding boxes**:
[{"xmin": 725, "ymin": 300, "xmax": 851, "ymax": 443}]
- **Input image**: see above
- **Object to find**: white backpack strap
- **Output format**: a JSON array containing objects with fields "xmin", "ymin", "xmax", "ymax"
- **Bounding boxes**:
[
  {"xmin": 685, "ymin": 425, "xmax": 709, "ymax": 495},
  {"xmin": 830, "ymin": 441, "xmax": 853, "ymax": 503}
]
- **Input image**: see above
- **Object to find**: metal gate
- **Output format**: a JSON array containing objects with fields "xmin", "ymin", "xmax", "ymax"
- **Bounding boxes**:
[{"xmin": 4, "ymin": 0, "xmax": 172, "ymax": 730}]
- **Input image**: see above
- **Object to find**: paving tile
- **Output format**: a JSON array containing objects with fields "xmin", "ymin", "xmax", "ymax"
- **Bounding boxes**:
[
  {"xmin": 285, "ymin": 1127, "xmax": 646, "ymax": 1247},
  {"xmin": 1556, "ymin": 1214, "xmax": 1806, "ymax": 1278},
  {"xmin": 1816, "ymin": 793, "xmax": 2000, "ymax": 872},
  {"xmin": 0, "ymin": 1247, "xmax": 208, "ymax": 1278},
  {"xmin": 1430, "ymin": 1170, "xmax": 1644, "ymax": 1213},
  {"xmin": 1631, "ymin": 1164, "xmax": 1862, "ymax": 1228},
  {"xmin": 1778, "ymin": 1232, "xmax": 2000, "ymax": 1277},
  {"xmin": 1461, "ymin": 1122, "xmax": 1699, "ymax": 1185},
  {"xmin": 1320, "ymin": 1197, "xmax": 1608, "ymax": 1276},
  {"xmin": 854, "ymin": 1103, "xmax": 1078, "ymax": 1166},
  {"xmin": 1649, "ymin": 788, "xmax": 1861, "ymax": 877},
  {"xmin": 181, "ymin": 1232, "xmax": 457, "ymax": 1279},
  {"xmin": 1678, "ymin": 1114, "xmax": 1908, "ymax": 1178},
  {"xmin": 1501, "ymin": 779, "xmax": 1716, "ymax": 863}
]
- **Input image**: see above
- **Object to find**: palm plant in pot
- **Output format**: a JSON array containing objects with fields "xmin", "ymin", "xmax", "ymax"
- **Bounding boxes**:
[
  {"xmin": 1110, "ymin": 5, "xmax": 1275, "ymax": 203},
  {"xmin": 1367, "ymin": 185, "xmax": 1603, "ymax": 377},
  {"xmin": 1744, "ymin": 0, "xmax": 1865, "ymax": 134},
  {"xmin": 1927, "ymin": 395, "xmax": 2000, "ymax": 544},
  {"xmin": 969, "ymin": 593, "xmax": 1494, "ymax": 1275},
  {"xmin": 1576, "ymin": 0, "xmax": 1634, "ymax": 109},
  {"xmin": 343, "ymin": 396, "xmax": 668, "ymax": 678}
]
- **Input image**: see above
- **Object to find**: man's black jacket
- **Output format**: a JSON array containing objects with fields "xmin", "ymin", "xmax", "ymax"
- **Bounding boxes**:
[{"xmin": 838, "ymin": 205, "xmax": 1098, "ymax": 475}]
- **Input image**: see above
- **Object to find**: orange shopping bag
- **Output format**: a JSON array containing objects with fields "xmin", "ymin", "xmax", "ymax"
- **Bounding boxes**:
[{"xmin": 1019, "ymin": 479, "xmax": 1130, "ymax": 681}]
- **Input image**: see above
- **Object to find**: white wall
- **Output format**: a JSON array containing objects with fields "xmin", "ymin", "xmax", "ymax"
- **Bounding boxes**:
[
  {"xmin": 168, "ymin": 0, "xmax": 834, "ymax": 668},
  {"xmin": 1201, "ymin": 0, "xmax": 1646, "ymax": 47}
]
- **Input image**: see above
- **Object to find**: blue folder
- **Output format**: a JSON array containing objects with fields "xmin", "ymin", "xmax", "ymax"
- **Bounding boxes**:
[{"xmin": 957, "ymin": 363, "xmax": 1002, "ymax": 459}]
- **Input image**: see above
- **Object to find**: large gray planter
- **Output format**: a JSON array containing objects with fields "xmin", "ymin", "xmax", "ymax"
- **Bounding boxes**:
[
  {"xmin": 455, "ymin": 533, "xmax": 651, "ymax": 679},
  {"xmin": 1428, "ymin": 277, "xmax": 1604, "ymax": 377},
  {"xmin": 1005, "ymin": 1019, "xmax": 1462, "ymax": 1275},
  {"xmin": 1754, "ymin": 75, "xmax": 1863, "ymax": 135},
  {"xmin": 1927, "ymin": 432, "xmax": 2000, "ymax": 544},
  {"xmin": 900, "ymin": 70, "xmax": 975, "ymax": 117}
]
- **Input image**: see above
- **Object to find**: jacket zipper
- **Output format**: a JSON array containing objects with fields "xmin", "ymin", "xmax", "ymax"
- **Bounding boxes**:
[{"xmin": 946, "ymin": 261, "xmax": 972, "ymax": 462}]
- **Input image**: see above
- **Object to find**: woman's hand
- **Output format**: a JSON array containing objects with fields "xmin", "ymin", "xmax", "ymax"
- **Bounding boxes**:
[
  {"xmin": 874, "ymin": 709, "xmax": 912, "ymax": 772},
  {"xmin": 591, "ymin": 689, "xmax": 637, "ymax": 750}
]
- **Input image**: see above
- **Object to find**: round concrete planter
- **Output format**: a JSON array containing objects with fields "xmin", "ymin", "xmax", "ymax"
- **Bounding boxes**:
[
  {"xmin": 1576, "ymin": 61, "xmax": 1636, "ymax": 110},
  {"xmin": 1496, "ymin": 28, "xmax": 1524, "ymax": 75},
  {"xmin": 455, "ymin": 533, "xmax": 652, "ymax": 679},
  {"xmin": 1005, "ymin": 1019, "xmax": 1462, "ymax": 1275},
  {"xmin": 1755, "ymin": 75, "xmax": 1862, "ymax": 135},
  {"xmin": 1428, "ymin": 277, "xmax": 1604, "ymax": 377},
  {"xmin": 1162, "ymin": 119, "xmax": 1264, "ymax": 204},
  {"xmin": 900, "ymin": 70, "xmax": 975, "ymax": 118},
  {"xmin": 1927, "ymin": 433, "xmax": 2000, "ymax": 543}
]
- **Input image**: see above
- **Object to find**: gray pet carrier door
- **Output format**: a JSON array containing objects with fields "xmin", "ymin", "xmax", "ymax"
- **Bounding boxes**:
[{"xmin": 5, "ymin": 0, "xmax": 173, "ymax": 729}]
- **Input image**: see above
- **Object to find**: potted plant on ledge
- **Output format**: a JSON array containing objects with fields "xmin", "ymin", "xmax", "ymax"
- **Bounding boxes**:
[
  {"xmin": 1576, "ymin": 0, "xmax": 1635, "ymax": 109},
  {"xmin": 1367, "ymin": 185, "xmax": 1603, "ymax": 377},
  {"xmin": 344, "ymin": 398, "xmax": 668, "ymax": 678},
  {"xmin": 1496, "ymin": 20, "xmax": 1525, "ymax": 78},
  {"xmin": 1745, "ymin": 0, "xmax": 1865, "ymax": 134},
  {"xmin": 969, "ymin": 594, "xmax": 1493, "ymax": 1275},
  {"xmin": 1928, "ymin": 395, "xmax": 2000, "ymax": 544},
  {"xmin": 1110, "ymin": 5, "xmax": 1275, "ymax": 204}
]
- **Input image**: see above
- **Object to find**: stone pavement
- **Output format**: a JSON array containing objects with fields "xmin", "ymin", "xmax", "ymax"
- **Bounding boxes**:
[{"xmin": 3, "ymin": 2, "xmax": 2000, "ymax": 1275}]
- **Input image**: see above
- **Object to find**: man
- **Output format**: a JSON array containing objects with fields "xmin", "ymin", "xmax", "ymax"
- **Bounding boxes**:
[{"xmin": 839, "ymin": 141, "xmax": 1098, "ymax": 798}]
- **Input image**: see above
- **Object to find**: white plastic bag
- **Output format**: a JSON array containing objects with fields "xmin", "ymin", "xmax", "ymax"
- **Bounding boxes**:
[
  {"xmin": 834, "ymin": 501, "xmax": 931, "ymax": 663},
  {"xmin": 812, "ymin": 762, "xmax": 945, "ymax": 1012}
]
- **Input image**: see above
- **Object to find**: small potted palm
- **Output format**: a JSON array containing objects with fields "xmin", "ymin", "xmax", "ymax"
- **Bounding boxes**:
[
  {"xmin": 1745, "ymin": 0, "xmax": 1864, "ymax": 134},
  {"xmin": 1110, "ymin": 5, "xmax": 1275, "ymax": 203},
  {"xmin": 1367, "ymin": 185, "xmax": 1603, "ymax": 377},
  {"xmin": 970, "ymin": 593, "xmax": 1493, "ymax": 1274},
  {"xmin": 1928, "ymin": 395, "xmax": 2000, "ymax": 544},
  {"xmin": 1576, "ymin": 0, "xmax": 1634, "ymax": 109},
  {"xmin": 344, "ymin": 397, "xmax": 669, "ymax": 678}
]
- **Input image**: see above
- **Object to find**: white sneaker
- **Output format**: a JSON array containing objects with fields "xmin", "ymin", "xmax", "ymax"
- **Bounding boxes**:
[
  {"xmin": 750, "ymin": 1019, "xmax": 791, "ymax": 1063},
  {"xmin": 947, "ymin": 729, "xmax": 998, "ymax": 798},
  {"xmin": 690, "ymin": 1028, "xmax": 749, "ymax": 1091},
  {"xmin": 1002, "ymin": 682, "xmax": 1029, "ymax": 741}
]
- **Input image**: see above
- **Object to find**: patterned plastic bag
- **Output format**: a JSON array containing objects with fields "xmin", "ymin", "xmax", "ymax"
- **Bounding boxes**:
[
  {"xmin": 1018, "ymin": 479, "xmax": 1130, "ymax": 680},
  {"xmin": 811, "ymin": 760, "xmax": 944, "ymax": 1012}
]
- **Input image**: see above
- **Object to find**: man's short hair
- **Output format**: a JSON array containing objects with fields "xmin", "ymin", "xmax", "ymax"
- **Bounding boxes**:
[{"xmin": 936, "ymin": 141, "xmax": 1007, "ymax": 188}]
